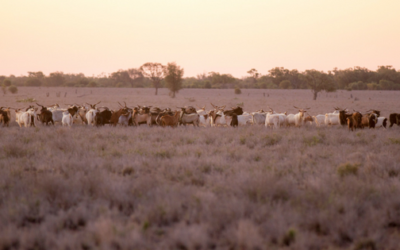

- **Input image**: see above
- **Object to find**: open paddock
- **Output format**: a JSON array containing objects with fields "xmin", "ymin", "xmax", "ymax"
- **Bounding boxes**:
[{"xmin": 1, "ymin": 88, "xmax": 400, "ymax": 249}]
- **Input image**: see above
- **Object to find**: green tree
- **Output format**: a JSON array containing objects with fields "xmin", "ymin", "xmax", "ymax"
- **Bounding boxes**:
[
  {"xmin": 140, "ymin": 63, "xmax": 165, "ymax": 95},
  {"xmin": 207, "ymin": 72, "xmax": 236, "ymax": 87},
  {"xmin": 3, "ymin": 79, "xmax": 11, "ymax": 87},
  {"xmin": 279, "ymin": 80, "xmax": 291, "ymax": 89},
  {"xmin": 332, "ymin": 67, "xmax": 374, "ymax": 89},
  {"xmin": 25, "ymin": 78, "xmax": 42, "ymax": 86},
  {"xmin": 110, "ymin": 70, "xmax": 133, "ymax": 87},
  {"xmin": 127, "ymin": 68, "xmax": 144, "ymax": 88},
  {"xmin": 376, "ymin": 65, "xmax": 398, "ymax": 83},
  {"xmin": 87, "ymin": 81, "xmax": 98, "ymax": 87},
  {"xmin": 247, "ymin": 68, "xmax": 259, "ymax": 83},
  {"xmin": 379, "ymin": 80, "xmax": 395, "ymax": 90},
  {"xmin": 28, "ymin": 71, "xmax": 45, "ymax": 80},
  {"xmin": 46, "ymin": 72, "xmax": 65, "ymax": 86},
  {"xmin": 164, "ymin": 62, "xmax": 184, "ymax": 98},
  {"xmin": 304, "ymin": 70, "xmax": 335, "ymax": 100},
  {"xmin": 348, "ymin": 81, "xmax": 367, "ymax": 90},
  {"xmin": 268, "ymin": 67, "xmax": 290, "ymax": 85}
]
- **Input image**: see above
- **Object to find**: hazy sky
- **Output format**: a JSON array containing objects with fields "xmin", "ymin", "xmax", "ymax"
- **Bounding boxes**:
[{"xmin": 1, "ymin": 0, "xmax": 399, "ymax": 77}]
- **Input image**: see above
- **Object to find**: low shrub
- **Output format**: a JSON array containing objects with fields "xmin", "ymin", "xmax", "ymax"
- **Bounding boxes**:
[
  {"xmin": 17, "ymin": 98, "xmax": 36, "ymax": 103},
  {"xmin": 8, "ymin": 85, "xmax": 18, "ymax": 94},
  {"xmin": 337, "ymin": 162, "xmax": 359, "ymax": 177}
]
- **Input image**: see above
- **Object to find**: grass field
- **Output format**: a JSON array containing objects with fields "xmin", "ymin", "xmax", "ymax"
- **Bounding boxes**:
[{"xmin": 1, "ymin": 88, "xmax": 400, "ymax": 249}]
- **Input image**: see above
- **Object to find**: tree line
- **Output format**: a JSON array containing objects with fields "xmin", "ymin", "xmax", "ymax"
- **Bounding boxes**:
[{"xmin": 1, "ymin": 64, "xmax": 400, "ymax": 99}]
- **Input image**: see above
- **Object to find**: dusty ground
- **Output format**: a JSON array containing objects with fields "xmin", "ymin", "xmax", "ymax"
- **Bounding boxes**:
[{"xmin": 1, "ymin": 88, "xmax": 400, "ymax": 249}]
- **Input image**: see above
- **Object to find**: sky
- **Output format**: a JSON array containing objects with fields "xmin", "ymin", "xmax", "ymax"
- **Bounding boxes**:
[{"xmin": 1, "ymin": 0, "xmax": 399, "ymax": 78}]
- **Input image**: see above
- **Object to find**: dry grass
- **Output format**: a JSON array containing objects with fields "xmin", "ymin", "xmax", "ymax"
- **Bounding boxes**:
[{"xmin": 1, "ymin": 88, "xmax": 400, "ymax": 249}]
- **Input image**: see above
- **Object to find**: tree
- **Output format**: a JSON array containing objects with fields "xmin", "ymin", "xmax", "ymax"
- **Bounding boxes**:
[
  {"xmin": 87, "ymin": 81, "xmax": 98, "ymax": 87},
  {"xmin": 110, "ymin": 70, "xmax": 133, "ymax": 87},
  {"xmin": 127, "ymin": 68, "xmax": 144, "ymax": 87},
  {"xmin": 28, "ymin": 71, "xmax": 45, "ymax": 80},
  {"xmin": 279, "ymin": 80, "xmax": 291, "ymax": 89},
  {"xmin": 164, "ymin": 62, "xmax": 184, "ymax": 98},
  {"xmin": 25, "ymin": 78, "xmax": 42, "ymax": 86},
  {"xmin": 268, "ymin": 67, "xmax": 290, "ymax": 86},
  {"xmin": 196, "ymin": 72, "xmax": 207, "ymax": 80},
  {"xmin": 3, "ymin": 79, "xmax": 11, "ymax": 87},
  {"xmin": 288, "ymin": 69, "xmax": 306, "ymax": 89},
  {"xmin": 379, "ymin": 80, "xmax": 395, "ymax": 90},
  {"xmin": 140, "ymin": 63, "xmax": 165, "ymax": 95},
  {"xmin": 247, "ymin": 68, "xmax": 259, "ymax": 83},
  {"xmin": 207, "ymin": 72, "xmax": 236, "ymax": 88},
  {"xmin": 25, "ymin": 71, "xmax": 44, "ymax": 87},
  {"xmin": 304, "ymin": 70, "xmax": 335, "ymax": 100},
  {"xmin": 46, "ymin": 72, "xmax": 65, "ymax": 87}
]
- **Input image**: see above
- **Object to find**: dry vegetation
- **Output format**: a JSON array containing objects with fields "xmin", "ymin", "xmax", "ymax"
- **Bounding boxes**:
[{"xmin": 1, "ymin": 87, "xmax": 400, "ymax": 249}]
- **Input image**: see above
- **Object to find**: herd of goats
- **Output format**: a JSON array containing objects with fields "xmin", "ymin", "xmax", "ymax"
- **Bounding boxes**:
[{"xmin": 0, "ymin": 102, "xmax": 399, "ymax": 131}]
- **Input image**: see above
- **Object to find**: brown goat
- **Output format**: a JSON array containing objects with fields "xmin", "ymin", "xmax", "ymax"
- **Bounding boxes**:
[
  {"xmin": 109, "ymin": 104, "xmax": 129, "ymax": 126},
  {"xmin": 361, "ymin": 113, "xmax": 377, "ymax": 128},
  {"xmin": 0, "ymin": 107, "xmax": 11, "ymax": 127},
  {"xmin": 160, "ymin": 111, "xmax": 180, "ymax": 127},
  {"xmin": 347, "ymin": 117, "xmax": 355, "ymax": 131}
]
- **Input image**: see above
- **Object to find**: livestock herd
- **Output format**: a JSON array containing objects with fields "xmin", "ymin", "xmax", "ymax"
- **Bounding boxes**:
[{"xmin": 0, "ymin": 102, "xmax": 399, "ymax": 130}]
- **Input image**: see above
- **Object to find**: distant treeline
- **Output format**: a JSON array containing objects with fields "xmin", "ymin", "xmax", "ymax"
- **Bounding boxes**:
[{"xmin": 1, "ymin": 66, "xmax": 400, "ymax": 91}]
